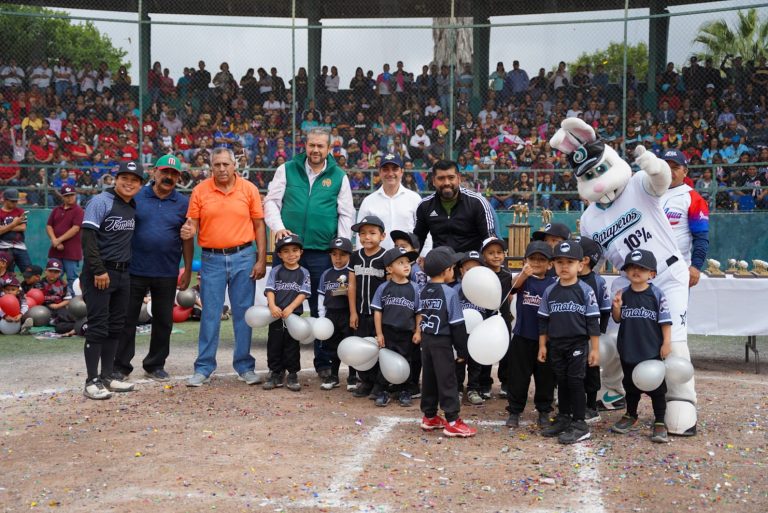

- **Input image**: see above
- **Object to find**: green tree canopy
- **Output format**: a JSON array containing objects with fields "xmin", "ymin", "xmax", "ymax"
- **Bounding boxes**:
[
  {"xmin": 693, "ymin": 8, "xmax": 768, "ymax": 63},
  {"xmin": 0, "ymin": 4, "xmax": 127, "ymax": 70},
  {"xmin": 568, "ymin": 42, "xmax": 648, "ymax": 84}
]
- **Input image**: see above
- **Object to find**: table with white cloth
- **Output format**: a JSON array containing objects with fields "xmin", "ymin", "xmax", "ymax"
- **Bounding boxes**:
[{"xmin": 603, "ymin": 273, "xmax": 768, "ymax": 373}]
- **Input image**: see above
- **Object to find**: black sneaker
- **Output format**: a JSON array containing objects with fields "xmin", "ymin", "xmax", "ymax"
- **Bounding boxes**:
[
  {"xmin": 374, "ymin": 391, "xmax": 390, "ymax": 407},
  {"xmin": 320, "ymin": 374, "xmax": 336, "ymax": 390},
  {"xmin": 110, "ymin": 370, "xmax": 128, "ymax": 381},
  {"xmin": 541, "ymin": 414, "xmax": 571, "ymax": 437},
  {"xmin": 262, "ymin": 371, "xmax": 284, "ymax": 390},
  {"xmin": 352, "ymin": 383, "xmax": 373, "ymax": 398},
  {"xmin": 346, "ymin": 375, "xmax": 360, "ymax": 392},
  {"xmin": 398, "ymin": 391, "xmax": 412, "ymax": 407},
  {"xmin": 499, "ymin": 384, "xmax": 508, "ymax": 398},
  {"xmin": 597, "ymin": 397, "xmax": 626, "ymax": 411},
  {"xmin": 558, "ymin": 420, "xmax": 590, "ymax": 444},
  {"xmin": 537, "ymin": 411, "xmax": 552, "ymax": 428},
  {"xmin": 584, "ymin": 408, "xmax": 601, "ymax": 424},
  {"xmin": 368, "ymin": 384, "xmax": 382, "ymax": 400},
  {"xmin": 145, "ymin": 369, "xmax": 171, "ymax": 382},
  {"xmin": 409, "ymin": 385, "xmax": 421, "ymax": 399},
  {"xmin": 480, "ymin": 388, "xmax": 492, "ymax": 400},
  {"xmin": 505, "ymin": 413, "xmax": 520, "ymax": 428},
  {"xmin": 286, "ymin": 373, "xmax": 301, "ymax": 392}
]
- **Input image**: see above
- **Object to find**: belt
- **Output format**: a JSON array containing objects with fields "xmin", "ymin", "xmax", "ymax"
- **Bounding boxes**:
[
  {"xmin": 201, "ymin": 242, "xmax": 252, "ymax": 255},
  {"xmin": 104, "ymin": 261, "xmax": 129, "ymax": 271}
]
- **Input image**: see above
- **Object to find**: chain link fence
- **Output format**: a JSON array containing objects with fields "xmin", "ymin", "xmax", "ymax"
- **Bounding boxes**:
[{"xmin": 0, "ymin": 0, "xmax": 766, "ymax": 212}]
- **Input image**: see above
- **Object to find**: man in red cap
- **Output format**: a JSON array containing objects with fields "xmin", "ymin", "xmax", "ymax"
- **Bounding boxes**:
[{"xmin": 46, "ymin": 185, "xmax": 83, "ymax": 297}]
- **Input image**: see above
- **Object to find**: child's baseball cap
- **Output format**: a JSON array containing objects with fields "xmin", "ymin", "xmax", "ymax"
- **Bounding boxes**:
[
  {"xmin": 576, "ymin": 236, "xmax": 603, "ymax": 268},
  {"xmin": 382, "ymin": 247, "xmax": 418, "ymax": 267},
  {"xmin": 532, "ymin": 222, "xmax": 570, "ymax": 241},
  {"xmin": 524, "ymin": 241, "xmax": 553, "ymax": 259},
  {"xmin": 22, "ymin": 265, "xmax": 43, "ymax": 279},
  {"xmin": 621, "ymin": 249, "xmax": 657, "ymax": 272},
  {"xmin": 351, "ymin": 215, "xmax": 385, "ymax": 233},
  {"xmin": 275, "ymin": 235, "xmax": 304, "ymax": 251},
  {"xmin": 390, "ymin": 230, "xmax": 420, "ymax": 251},
  {"xmin": 46, "ymin": 258, "xmax": 63, "ymax": 271},
  {"xmin": 552, "ymin": 240, "xmax": 583, "ymax": 261},
  {"xmin": 0, "ymin": 251, "xmax": 13, "ymax": 264},
  {"xmin": 480, "ymin": 236, "xmax": 508, "ymax": 253},
  {"xmin": 2, "ymin": 275, "xmax": 20, "ymax": 288},
  {"xmin": 460, "ymin": 250, "xmax": 484, "ymax": 265},
  {"xmin": 328, "ymin": 236, "xmax": 353, "ymax": 254},
  {"xmin": 424, "ymin": 246, "xmax": 463, "ymax": 277}
]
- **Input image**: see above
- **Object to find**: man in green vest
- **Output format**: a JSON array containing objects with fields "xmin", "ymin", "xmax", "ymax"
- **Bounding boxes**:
[{"xmin": 264, "ymin": 127, "xmax": 355, "ymax": 375}]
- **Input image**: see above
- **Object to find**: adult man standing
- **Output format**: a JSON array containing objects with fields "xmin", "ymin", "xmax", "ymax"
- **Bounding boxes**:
[
  {"xmin": 182, "ymin": 148, "xmax": 267, "ymax": 387},
  {"xmin": 264, "ymin": 127, "xmax": 355, "ymax": 373},
  {"xmin": 414, "ymin": 159, "xmax": 496, "ymax": 253},
  {"xmin": 114, "ymin": 155, "xmax": 193, "ymax": 382},
  {"xmin": 0, "ymin": 188, "xmax": 31, "ymax": 274},
  {"xmin": 660, "ymin": 150, "xmax": 710, "ymax": 287},
  {"xmin": 46, "ymin": 185, "xmax": 83, "ymax": 298},
  {"xmin": 80, "ymin": 161, "xmax": 143, "ymax": 400}
]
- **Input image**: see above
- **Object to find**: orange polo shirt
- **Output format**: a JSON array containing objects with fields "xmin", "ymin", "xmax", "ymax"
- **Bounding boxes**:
[{"xmin": 187, "ymin": 175, "xmax": 264, "ymax": 249}]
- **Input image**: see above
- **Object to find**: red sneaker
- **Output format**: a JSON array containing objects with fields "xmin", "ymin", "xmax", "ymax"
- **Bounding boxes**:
[
  {"xmin": 420, "ymin": 415, "xmax": 447, "ymax": 431},
  {"xmin": 442, "ymin": 418, "xmax": 477, "ymax": 438}
]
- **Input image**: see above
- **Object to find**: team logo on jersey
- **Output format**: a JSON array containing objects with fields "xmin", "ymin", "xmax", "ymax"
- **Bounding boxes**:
[
  {"xmin": 103, "ymin": 216, "xmax": 135, "ymax": 231},
  {"xmin": 322, "ymin": 178, "xmax": 332, "ymax": 187},
  {"xmin": 591, "ymin": 208, "xmax": 642, "ymax": 247},
  {"xmin": 664, "ymin": 207, "xmax": 684, "ymax": 225}
]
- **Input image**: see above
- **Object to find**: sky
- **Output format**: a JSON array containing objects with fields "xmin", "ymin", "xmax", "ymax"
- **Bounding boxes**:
[{"xmin": 62, "ymin": 0, "xmax": 763, "ymax": 83}]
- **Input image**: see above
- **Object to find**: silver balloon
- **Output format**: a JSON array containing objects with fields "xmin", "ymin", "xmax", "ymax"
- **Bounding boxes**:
[
  {"xmin": 138, "ymin": 303, "xmax": 151, "ymax": 323},
  {"xmin": 176, "ymin": 289, "xmax": 197, "ymax": 308},
  {"xmin": 379, "ymin": 348, "xmax": 410, "ymax": 385},
  {"xmin": 0, "ymin": 319, "xmax": 20, "ymax": 335},
  {"xmin": 338, "ymin": 336, "xmax": 380, "ymax": 367},
  {"xmin": 67, "ymin": 296, "xmax": 87, "ymax": 319},
  {"xmin": 26, "ymin": 305, "xmax": 51, "ymax": 327}
]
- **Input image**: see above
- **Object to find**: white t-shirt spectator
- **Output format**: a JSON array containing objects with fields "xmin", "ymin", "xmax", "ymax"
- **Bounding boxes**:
[
  {"xmin": 410, "ymin": 131, "xmax": 431, "ymax": 148},
  {"xmin": 97, "ymin": 71, "xmax": 112, "ymax": 93},
  {"xmin": 78, "ymin": 69, "xmax": 98, "ymax": 92},
  {"xmin": 1, "ymin": 65, "xmax": 24, "ymax": 87},
  {"xmin": 54, "ymin": 65, "xmax": 73, "ymax": 85},
  {"xmin": 263, "ymin": 99, "xmax": 285, "ymax": 112},
  {"xmin": 29, "ymin": 65, "xmax": 52, "ymax": 89},
  {"xmin": 424, "ymin": 104, "xmax": 442, "ymax": 117},
  {"xmin": 325, "ymin": 74, "xmax": 340, "ymax": 93}
]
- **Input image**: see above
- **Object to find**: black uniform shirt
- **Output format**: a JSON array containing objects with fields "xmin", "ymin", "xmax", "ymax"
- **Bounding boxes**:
[
  {"xmin": 349, "ymin": 247, "xmax": 386, "ymax": 315},
  {"xmin": 617, "ymin": 284, "xmax": 672, "ymax": 364},
  {"xmin": 371, "ymin": 280, "xmax": 422, "ymax": 331},
  {"xmin": 538, "ymin": 281, "xmax": 601, "ymax": 340},
  {"xmin": 265, "ymin": 264, "xmax": 312, "ymax": 313}
]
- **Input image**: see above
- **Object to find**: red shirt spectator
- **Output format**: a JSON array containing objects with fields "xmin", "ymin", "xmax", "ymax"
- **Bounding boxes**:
[{"xmin": 47, "ymin": 185, "xmax": 83, "ymax": 262}]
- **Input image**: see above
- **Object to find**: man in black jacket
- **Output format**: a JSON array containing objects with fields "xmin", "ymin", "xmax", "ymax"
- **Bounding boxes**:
[{"xmin": 414, "ymin": 159, "xmax": 497, "ymax": 253}]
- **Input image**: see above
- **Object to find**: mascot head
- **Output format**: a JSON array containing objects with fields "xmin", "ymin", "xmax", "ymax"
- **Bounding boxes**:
[{"xmin": 549, "ymin": 118, "xmax": 632, "ymax": 205}]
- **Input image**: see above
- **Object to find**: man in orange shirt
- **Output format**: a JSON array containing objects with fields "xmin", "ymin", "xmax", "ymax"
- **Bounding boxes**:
[{"xmin": 181, "ymin": 147, "xmax": 267, "ymax": 387}]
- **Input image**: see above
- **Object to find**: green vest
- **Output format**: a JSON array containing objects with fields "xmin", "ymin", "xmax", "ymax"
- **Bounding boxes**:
[{"xmin": 281, "ymin": 154, "xmax": 344, "ymax": 250}]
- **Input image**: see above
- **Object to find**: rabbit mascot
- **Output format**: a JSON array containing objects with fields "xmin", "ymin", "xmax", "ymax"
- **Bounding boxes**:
[{"xmin": 550, "ymin": 118, "xmax": 697, "ymax": 436}]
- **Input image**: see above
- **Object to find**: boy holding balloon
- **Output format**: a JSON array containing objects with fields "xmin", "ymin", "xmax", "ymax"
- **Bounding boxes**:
[
  {"xmin": 263, "ymin": 235, "xmax": 312, "ymax": 392},
  {"xmin": 454, "ymin": 250, "xmax": 489, "ymax": 405},
  {"xmin": 610, "ymin": 249, "xmax": 672, "ymax": 443}
]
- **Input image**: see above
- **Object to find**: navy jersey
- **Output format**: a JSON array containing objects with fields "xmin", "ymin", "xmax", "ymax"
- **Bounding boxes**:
[
  {"xmin": 579, "ymin": 270, "xmax": 612, "ymax": 333},
  {"xmin": 371, "ymin": 280, "xmax": 422, "ymax": 331},
  {"xmin": 419, "ymin": 282, "xmax": 464, "ymax": 337},
  {"xmin": 454, "ymin": 282, "xmax": 489, "ymax": 319},
  {"xmin": 265, "ymin": 264, "xmax": 312, "ymax": 313},
  {"xmin": 318, "ymin": 266, "xmax": 350, "ymax": 311},
  {"xmin": 81, "ymin": 188, "xmax": 136, "ymax": 263},
  {"xmin": 349, "ymin": 247, "xmax": 386, "ymax": 315},
  {"xmin": 512, "ymin": 274, "xmax": 556, "ymax": 340},
  {"xmin": 617, "ymin": 284, "xmax": 672, "ymax": 364},
  {"xmin": 410, "ymin": 261, "xmax": 428, "ymax": 291},
  {"xmin": 538, "ymin": 281, "xmax": 601, "ymax": 340}
]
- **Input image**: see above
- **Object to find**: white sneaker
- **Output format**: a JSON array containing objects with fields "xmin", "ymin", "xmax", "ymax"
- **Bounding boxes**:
[
  {"xmin": 103, "ymin": 377, "xmax": 135, "ymax": 392},
  {"xmin": 187, "ymin": 373, "xmax": 211, "ymax": 387},
  {"xmin": 19, "ymin": 318, "xmax": 33, "ymax": 335},
  {"xmin": 237, "ymin": 370, "xmax": 262, "ymax": 385},
  {"xmin": 84, "ymin": 379, "xmax": 112, "ymax": 400}
]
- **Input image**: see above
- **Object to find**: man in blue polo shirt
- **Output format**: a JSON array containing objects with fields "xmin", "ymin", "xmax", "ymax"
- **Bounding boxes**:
[{"xmin": 113, "ymin": 154, "xmax": 193, "ymax": 382}]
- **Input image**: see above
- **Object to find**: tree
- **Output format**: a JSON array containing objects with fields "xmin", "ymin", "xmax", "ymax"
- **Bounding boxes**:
[
  {"xmin": 693, "ymin": 8, "xmax": 768, "ymax": 63},
  {"xmin": 569, "ymin": 42, "xmax": 648, "ymax": 84},
  {"xmin": 0, "ymin": 5, "xmax": 127, "ymax": 69}
]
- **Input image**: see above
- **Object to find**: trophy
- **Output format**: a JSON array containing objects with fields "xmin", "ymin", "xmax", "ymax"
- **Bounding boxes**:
[
  {"xmin": 506, "ymin": 203, "xmax": 530, "ymax": 270},
  {"xmin": 725, "ymin": 259, "xmax": 738, "ymax": 274},
  {"xmin": 734, "ymin": 260, "xmax": 754, "ymax": 278},
  {"xmin": 704, "ymin": 259, "xmax": 725, "ymax": 277},
  {"xmin": 751, "ymin": 259, "xmax": 768, "ymax": 277}
]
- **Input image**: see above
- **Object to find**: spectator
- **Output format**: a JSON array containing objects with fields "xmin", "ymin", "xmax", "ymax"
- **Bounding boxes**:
[
  {"xmin": 0, "ymin": 189, "xmax": 31, "ymax": 273},
  {"xmin": 46, "ymin": 184, "xmax": 83, "ymax": 297}
]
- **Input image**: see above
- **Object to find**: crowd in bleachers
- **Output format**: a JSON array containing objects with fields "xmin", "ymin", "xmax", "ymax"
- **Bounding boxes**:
[{"xmin": 0, "ymin": 55, "xmax": 767, "ymax": 210}]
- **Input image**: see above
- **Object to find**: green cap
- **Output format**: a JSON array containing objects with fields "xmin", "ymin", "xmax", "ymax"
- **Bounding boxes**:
[{"xmin": 155, "ymin": 154, "xmax": 182, "ymax": 173}]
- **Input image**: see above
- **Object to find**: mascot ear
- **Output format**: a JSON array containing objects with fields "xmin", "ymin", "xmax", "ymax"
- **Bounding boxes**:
[{"xmin": 550, "ymin": 118, "xmax": 598, "ymax": 155}]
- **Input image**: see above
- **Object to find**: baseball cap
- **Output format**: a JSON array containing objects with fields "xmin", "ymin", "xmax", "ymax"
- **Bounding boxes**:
[
  {"xmin": 705, "ymin": 83, "xmax": 715, "ymax": 89},
  {"xmin": 2, "ymin": 275, "xmax": 20, "ymax": 288},
  {"xmin": 116, "ymin": 160, "xmax": 144, "ymax": 179},
  {"xmin": 621, "ymin": 249, "xmax": 657, "ymax": 272},
  {"xmin": 552, "ymin": 240, "xmax": 583, "ymax": 261},
  {"xmin": 46, "ymin": 258, "xmax": 63, "ymax": 271},
  {"xmin": 382, "ymin": 247, "xmax": 419, "ymax": 267},
  {"xmin": 576, "ymin": 235, "xmax": 603, "ymax": 268},
  {"xmin": 424, "ymin": 246, "xmax": 463, "ymax": 277},
  {"xmin": 22, "ymin": 265, "xmax": 43, "ymax": 279},
  {"xmin": 351, "ymin": 215, "xmax": 385, "ymax": 233},
  {"xmin": 567, "ymin": 140, "xmax": 606, "ymax": 177},
  {"xmin": 662, "ymin": 149, "xmax": 687, "ymax": 167},
  {"xmin": 60, "ymin": 184, "xmax": 76, "ymax": 196},
  {"xmin": 275, "ymin": 234, "xmax": 303, "ymax": 252},
  {"xmin": 380, "ymin": 153, "xmax": 403, "ymax": 169},
  {"xmin": 155, "ymin": 154, "xmax": 182, "ymax": 173},
  {"xmin": 532, "ymin": 222, "xmax": 571, "ymax": 242},
  {"xmin": 3, "ymin": 188, "xmax": 19, "ymax": 201},
  {"xmin": 460, "ymin": 250, "xmax": 484, "ymax": 266},
  {"xmin": 0, "ymin": 251, "xmax": 13, "ymax": 264},
  {"xmin": 481, "ymin": 236, "xmax": 508, "ymax": 253},
  {"xmin": 328, "ymin": 236, "xmax": 353, "ymax": 254},
  {"xmin": 390, "ymin": 230, "xmax": 420, "ymax": 251},
  {"xmin": 524, "ymin": 241, "xmax": 553, "ymax": 260}
]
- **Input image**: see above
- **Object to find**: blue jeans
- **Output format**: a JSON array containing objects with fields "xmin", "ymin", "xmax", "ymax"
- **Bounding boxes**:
[
  {"xmin": 194, "ymin": 245, "xmax": 256, "ymax": 377},
  {"xmin": 301, "ymin": 250, "xmax": 332, "ymax": 372},
  {"xmin": 62, "ymin": 259, "xmax": 80, "ymax": 297},
  {"xmin": 10, "ymin": 248, "xmax": 31, "ymax": 275}
]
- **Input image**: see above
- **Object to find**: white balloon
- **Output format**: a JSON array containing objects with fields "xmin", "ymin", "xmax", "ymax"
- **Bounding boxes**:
[
  {"xmin": 0, "ymin": 319, "xmax": 20, "ymax": 335},
  {"xmin": 461, "ymin": 266, "xmax": 502, "ymax": 311},
  {"xmin": 632, "ymin": 360, "xmax": 666, "ymax": 392},
  {"xmin": 138, "ymin": 303, "xmax": 151, "ymax": 323},
  {"xmin": 665, "ymin": 400, "xmax": 697, "ymax": 434},
  {"xmin": 338, "ymin": 336, "xmax": 380, "ymax": 367},
  {"xmin": 355, "ymin": 353, "xmax": 379, "ymax": 371},
  {"xmin": 313, "ymin": 317, "xmax": 335, "ymax": 341},
  {"xmin": 146, "ymin": 301, "xmax": 152, "ymax": 318},
  {"xmin": 467, "ymin": 315, "xmax": 509, "ymax": 365},
  {"xmin": 463, "ymin": 309, "xmax": 483, "ymax": 334},
  {"xmin": 286, "ymin": 314, "xmax": 312, "ymax": 341},
  {"xmin": 664, "ymin": 356, "xmax": 694, "ymax": 384},
  {"xmin": 73, "ymin": 278, "xmax": 82, "ymax": 296},
  {"xmin": 300, "ymin": 317, "xmax": 317, "ymax": 345},
  {"xmin": 363, "ymin": 336, "xmax": 378, "ymax": 345},
  {"xmin": 379, "ymin": 348, "xmax": 410, "ymax": 384},
  {"xmin": 244, "ymin": 305, "xmax": 278, "ymax": 328}
]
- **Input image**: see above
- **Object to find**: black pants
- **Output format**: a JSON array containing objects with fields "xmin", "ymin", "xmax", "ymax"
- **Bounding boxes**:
[
  {"xmin": 114, "ymin": 275, "xmax": 177, "ymax": 375},
  {"xmin": 621, "ymin": 360, "xmax": 667, "ymax": 422},
  {"xmin": 507, "ymin": 335, "xmax": 555, "ymax": 414},
  {"xmin": 376, "ymin": 325, "xmax": 413, "ymax": 391},
  {"xmin": 548, "ymin": 338, "xmax": 589, "ymax": 422},
  {"xmin": 467, "ymin": 359, "xmax": 493, "ymax": 392},
  {"xmin": 355, "ymin": 314, "xmax": 378, "ymax": 385},
  {"xmin": 81, "ymin": 265, "xmax": 131, "ymax": 381},
  {"xmin": 316, "ymin": 308, "xmax": 349, "ymax": 377},
  {"xmin": 455, "ymin": 360, "xmax": 466, "ymax": 393},
  {"xmin": 420, "ymin": 334, "xmax": 460, "ymax": 423},
  {"xmin": 584, "ymin": 365, "xmax": 601, "ymax": 409},
  {"xmin": 408, "ymin": 340, "xmax": 422, "ymax": 393},
  {"xmin": 267, "ymin": 320, "xmax": 301, "ymax": 374}
]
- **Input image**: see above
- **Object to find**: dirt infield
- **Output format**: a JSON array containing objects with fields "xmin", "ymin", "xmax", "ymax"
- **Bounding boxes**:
[{"xmin": 1, "ymin": 342, "xmax": 767, "ymax": 512}]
